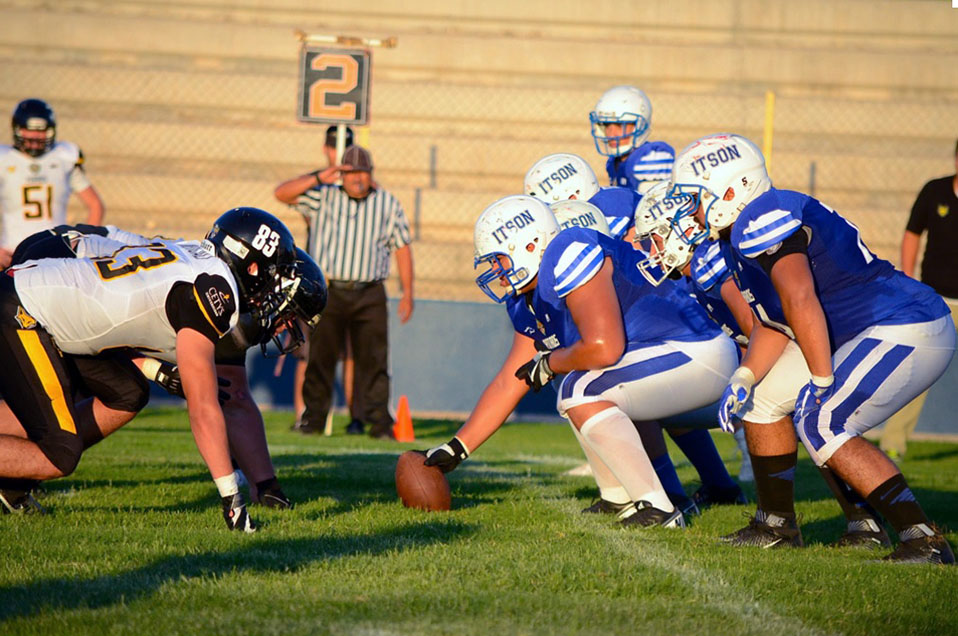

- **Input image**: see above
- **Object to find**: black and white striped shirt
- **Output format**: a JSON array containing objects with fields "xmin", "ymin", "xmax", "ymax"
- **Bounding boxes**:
[{"xmin": 296, "ymin": 185, "xmax": 412, "ymax": 282}]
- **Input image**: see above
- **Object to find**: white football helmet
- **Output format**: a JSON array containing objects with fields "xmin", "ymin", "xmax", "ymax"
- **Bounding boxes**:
[
  {"xmin": 633, "ymin": 182, "xmax": 702, "ymax": 285},
  {"xmin": 550, "ymin": 200, "xmax": 611, "ymax": 236},
  {"xmin": 524, "ymin": 153, "xmax": 600, "ymax": 204},
  {"xmin": 590, "ymin": 86, "xmax": 652, "ymax": 157},
  {"xmin": 474, "ymin": 195, "xmax": 560, "ymax": 302},
  {"xmin": 670, "ymin": 133, "xmax": 772, "ymax": 237}
]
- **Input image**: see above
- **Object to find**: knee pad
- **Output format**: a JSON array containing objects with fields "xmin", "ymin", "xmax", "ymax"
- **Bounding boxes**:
[{"xmin": 36, "ymin": 430, "xmax": 83, "ymax": 476}]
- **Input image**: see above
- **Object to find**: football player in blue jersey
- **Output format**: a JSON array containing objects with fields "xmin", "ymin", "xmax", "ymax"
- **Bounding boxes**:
[
  {"xmin": 662, "ymin": 133, "xmax": 955, "ymax": 563},
  {"xmin": 635, "ymin": 184, "xmax": 893, "ymax": 549},
  {"xmin": 527, "ymin": 155, "xmax": 747, "ymax": 511},
  {"xmin": 424, "ymin": 195, "xmax": 740, "ymax": 528},
  {"xmin": 590, "ymin": 86, "xmax": 675, "ymax": 195}
]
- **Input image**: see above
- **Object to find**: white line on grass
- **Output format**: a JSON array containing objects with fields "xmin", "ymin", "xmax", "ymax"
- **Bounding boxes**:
[{"xmin": 535, "ymin": 486, "xmax": 836, "ymax": 636}]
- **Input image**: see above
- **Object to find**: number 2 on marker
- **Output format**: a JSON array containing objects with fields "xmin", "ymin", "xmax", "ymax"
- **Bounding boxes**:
[{"xmin": 308, "ymin": 53, "xmax": 359, "ymax": 119}]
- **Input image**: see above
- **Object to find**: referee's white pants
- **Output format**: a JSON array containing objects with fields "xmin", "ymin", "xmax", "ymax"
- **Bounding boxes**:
[
  {"xmin": 556, "ymin": 334, "xmax": 738, "ymax": 421},
  {"xmin": 796, "ymin": 315, "xmax": 957, "ymax": 466}
]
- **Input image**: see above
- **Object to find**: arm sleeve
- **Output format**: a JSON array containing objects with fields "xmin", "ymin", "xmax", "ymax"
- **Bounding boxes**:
[
  {"xmin": 165, "ymin": 274, "xmax": 237, "ymax": 343},
  {"xmin": 754, "ymin": 228, "xmax": 810, "ymax": 276},
  {"xmin": 905, "ymin": 182, "xmax": 933, "ymax": 235}
]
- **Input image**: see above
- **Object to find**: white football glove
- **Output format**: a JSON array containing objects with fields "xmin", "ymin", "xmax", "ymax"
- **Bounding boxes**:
[{"xmin": 717, "ymin": 367, "xmax": 756, "ymax": 433}]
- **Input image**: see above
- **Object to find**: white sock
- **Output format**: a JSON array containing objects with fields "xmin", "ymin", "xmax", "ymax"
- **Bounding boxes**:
[
  {"xmin": 569, "ymin": 420, "xmax": 630, "ymax": 504},
  {"xmin": 579, "ymin": 407, "xmax": 672, "ymax": 512}
]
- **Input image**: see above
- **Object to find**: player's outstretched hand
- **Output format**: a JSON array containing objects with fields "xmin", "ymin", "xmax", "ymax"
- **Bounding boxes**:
[
  {"xmin": 515, "ymin": 352, "xmax": 554, "ymax": 392},
  {"xmin": 221, "ymin": 493, "xmax": 257, "ymax": 533},
  {"xmin": 424, "ymin": 437, "xmax": 469, "ymax": 474}
]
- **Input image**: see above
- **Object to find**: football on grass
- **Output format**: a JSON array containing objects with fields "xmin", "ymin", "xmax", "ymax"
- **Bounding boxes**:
[{"xmin": 395, "ymin": 450, "xmax": 451, "ymax": 511}]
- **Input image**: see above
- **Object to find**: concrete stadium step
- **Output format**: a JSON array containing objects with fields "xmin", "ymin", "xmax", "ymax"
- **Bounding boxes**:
[
  {"xmin": 3, "ymin": 3, "xmax": 956, "ymax": 95},
  {"xmin": 7, "ymin": 0, "xmax": 957, "ymax": 56}
]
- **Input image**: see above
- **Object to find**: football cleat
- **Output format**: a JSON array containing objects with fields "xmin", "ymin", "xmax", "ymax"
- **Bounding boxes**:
[
  {"xmin": 883, "ymin": 524, "xmax": 955, "ymax": 565},
  {"xmin": 831, "ymin": 518, "xmax": 891, "ymax": 549},
  {"xmin": 720, "ymin": 510, "xmax": 803, "ymax": 548},
  {"xmin": 254, "ymin": 478, "xmax": 293, "ymax": 509},
  {"xmin": 581, "ymin": 498, "xmax": 633, "ymax": 515},
  {"xmin": 670, "ymin": 493, "xmax": 700, "ymax": 517},
  {"xmin": 620, "ymin": 500, "xmax": 687, "ymax": 529},
  {"xmin": 0, "ymin": 489, "xmax": 47, "ymax": 515},
  {"xmin": 692, "ymin": 483, "xmax": 748, "ymax": 509}
]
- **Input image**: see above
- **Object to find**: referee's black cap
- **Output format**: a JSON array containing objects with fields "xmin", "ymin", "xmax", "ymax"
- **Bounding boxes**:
[{"xmin": 342, "ymin": 145, "xmax": 373, "ymax": 172}]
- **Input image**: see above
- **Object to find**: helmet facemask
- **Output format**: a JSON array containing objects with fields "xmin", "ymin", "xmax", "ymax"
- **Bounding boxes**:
[
  {"xmin": 12, "ymin": 99, "xmax": 57, "ymax": 158},
  {"xmin": 590, "ymin": 112, "xmax": 649, "ymax": 157},
  {"xmin": 589, "ymin": 85, "xmax": 653, "ymax": 157}
]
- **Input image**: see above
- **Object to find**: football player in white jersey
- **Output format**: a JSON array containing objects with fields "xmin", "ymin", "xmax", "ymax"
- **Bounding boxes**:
[
  {"xmin": 0, "ymin": 99, "xmax": 105, "ymax": 268},
  {"xmin": 0, "ymin": 207, "xmax": 304, "ymax": 532},
  {"xmin": 0, "ymin": 225, "xmax": 326, "ymax": 512}
]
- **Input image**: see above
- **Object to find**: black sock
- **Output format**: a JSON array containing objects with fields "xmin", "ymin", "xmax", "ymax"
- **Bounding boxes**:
[
  {"xmin": 750, "ymin": 451, "xmax": 797, "ymax": 517},
  {"xmin": 818, "ymin": 465, "xmax": 882, "ymax": 523},
  {"xmin": 865, "ymin": 474, "xmax": 928, "ymax": 535}
]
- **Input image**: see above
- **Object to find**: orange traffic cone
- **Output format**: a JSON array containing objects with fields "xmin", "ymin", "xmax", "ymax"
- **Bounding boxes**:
[{"xmin": 393, "ymin": 395, "xmax": 415, "ymax": 442}]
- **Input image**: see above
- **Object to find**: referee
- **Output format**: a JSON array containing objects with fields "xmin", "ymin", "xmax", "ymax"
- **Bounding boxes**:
[{"xmin": 274, "ymin": 145, "xmax": 414, "ymax": 439}]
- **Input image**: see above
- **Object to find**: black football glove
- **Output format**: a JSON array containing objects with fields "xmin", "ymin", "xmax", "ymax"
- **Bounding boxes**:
[
  {"xmin": 221, "ymin": 492, "xmax": 257, "ymax": 533},
  {"xmin": 424, "ymin": 437, "xmax": 469, "ymax": 474},
  {"xmin": 515, "ymin": 352, "xmax": 554, "ymax": 392},
  {"xmin": 255, "ymin": 478, "xmax": 293, "ymax": 509},
  {"xmin": 154, "ymin": 361, "xmax": 232, "ymax": 405}
]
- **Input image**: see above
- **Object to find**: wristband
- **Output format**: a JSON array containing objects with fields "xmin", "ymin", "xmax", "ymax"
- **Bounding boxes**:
[
  {"xmin": 214, "ymin": 473, "xmax": 239, "ymax": 498},
  {"xmin": 140, "ymin": 357, "xmax": 162, "ymax": 382},
  {"xmin": 453, "ymin": 436, "xmax": 471, "ymax": 457},
  {"xmin": 312, "ymin": 170, "xmax": 322, "ymax": 186},
  {"xmin": 730, "ymin": 366, "xmax": 756, "ymax": 389},
  {"xmin": 810, "ymin": 373, "xmax": 834, "ymax": 387}
]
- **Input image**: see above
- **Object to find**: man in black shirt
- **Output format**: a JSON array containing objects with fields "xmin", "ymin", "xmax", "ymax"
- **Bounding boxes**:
[{"xmin": 881, "ymin": 138, "xmax": 958, "ymax": 459}]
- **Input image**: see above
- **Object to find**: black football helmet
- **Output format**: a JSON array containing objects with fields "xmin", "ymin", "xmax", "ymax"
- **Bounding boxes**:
[
  {"xmin": 205, "ymin": 207, "xmax": 297, "ymax": 336},
  {"xmin": 12, "ymin": 98, "xmax": 56, "ymax": 157},
  {"xmin": 289, "ymin": 248, "xmax": 328, "ymax": 329},
  {"xmin": 260, "ymin": 248, "xmax": 328, "ymax": 356}
]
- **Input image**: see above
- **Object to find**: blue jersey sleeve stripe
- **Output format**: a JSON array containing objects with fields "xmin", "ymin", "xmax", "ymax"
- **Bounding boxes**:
[
  {"xmin": 740, "ymin": 218, "xmax": 802, "ymax": 257},
  {"xmin": 738, "ymin": 209, "xmax": 801, "ymax": 257},
  {"xmin": 554, "ymin": 246, "xmax": 604, "ymax": 297},
  {"xmin": 694, "ymin": 258, "xmax": 728, "ymax": 291},
  {"xmin": 608, "ymin": 217, "xmax": 630, "ymax": 239}
]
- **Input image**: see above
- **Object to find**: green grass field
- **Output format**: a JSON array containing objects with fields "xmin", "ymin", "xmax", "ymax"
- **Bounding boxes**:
[{"xmin": 1, "ymin": 408, "xmax": 956, "ymax": 635}]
